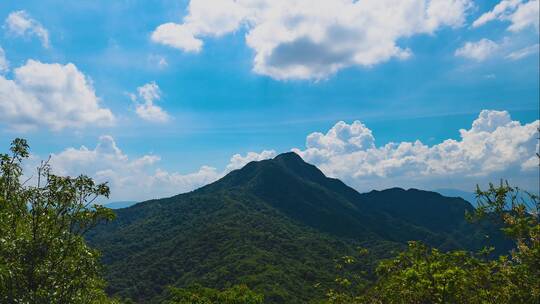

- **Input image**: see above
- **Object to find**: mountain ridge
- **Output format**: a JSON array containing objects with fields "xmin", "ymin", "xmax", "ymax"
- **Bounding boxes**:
[{"xmin": 87, "ymin": 152, "xmax": 510, "ymax": 303}]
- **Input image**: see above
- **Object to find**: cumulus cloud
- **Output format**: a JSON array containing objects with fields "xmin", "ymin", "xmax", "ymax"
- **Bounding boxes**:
[
  {"xmin": 41, "ymin": 111, "xmax": 538, "ymax": 201},
  {"xmin": 0, "ymin": 47, "xmax": 8, "ymax": 74},
  {"xmin": 0, "ymin": 60, "xmax": 114, "ymax": 131},
  {"xmin": 152, "ymin": 23, "xmax": 203, "ymax": 53},
  {"xmin": 506, "ymin": 43, "xmax": 540, "ymax": 60},
  {"xmin": 47, "ymin": 136, "xmax": 275, "ymax": 201},
  {"xmin": 455, "ymin": 39, "xmax": 499, "ymax": 61},
  {"xmin": 473, "ymin": 0, "xmax": 539, "ymax": 32},
  {"xmin": 226, "ymin": 150, "xmax": 277, "ymax": 171},
  {"xmin": 130, "ymin": 82, "xmax": 170, "ymax": 123},
  {"xmin": 293, "ymin": 110, "xmax": 539, "ymax": 192},
  {"xmin": 152, "ymin": 0, "xmax": 472, "ymax": 80},
  {"xmin": 4, "ymin": 10, "xmax": 50, "ymax": 48}
]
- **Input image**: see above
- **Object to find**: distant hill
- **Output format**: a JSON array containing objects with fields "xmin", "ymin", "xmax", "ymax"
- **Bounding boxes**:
[
  {"xmin": 87, "ymin": 152, "xmax": 511, "ymax": 303},
  {"xmin": 104, "ymin": 201, "xmax": 137, "ymax": 209},
  {"xmin": 436, "ymin": 188, "xmax": 478, "ymax": 206}
]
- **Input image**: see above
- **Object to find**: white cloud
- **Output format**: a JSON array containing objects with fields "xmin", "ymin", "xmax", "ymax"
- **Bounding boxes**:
[
  {"xmin": 293, "ymin": 110, "xmax": 539, "ymax": 192},
  {"xmin": 455, "ymin": 39, "xmax": 499, "ymax": 61},
  {"xmin": 226, "ymin": 150, "xmax": 277, "ymax": 171},
  {"xmin": 152, "ymin": 23, "xmax": 203, "ymax": 52},
  {"xmin": 472, "ymin": 0, "xmax": 521, "ymax": 27},
  {"xmin": 130, "ymin": 82, "xmax": 170, "ymax": 123},
  {"xmin": 473, "ymin": 0, "xmax": 539, "ymax": 32},
  {"xmin": 0, "ymin": 60, "xmax": 114, "ymax": 131},
  {"xmin": 42, "ymin": 111, "xmax": 538, "ymax": 201},
  {"xmin": 0, "ymin": 47, "xmax": 8, "ymax": 73},
  {"xmin": 152, "ymin": 0, "xmax": 472, "ymax": 80},
  {"xmin": 506, "ymin": 43, "xmax": 539, "ymax": 59},
  {"xmin": 4, "ymin": 10, "xmax": 50, "ymax": 48},
  {"xmin": 48, "ymin": 136, "xmax": 275, "ymax": 201},
  {"xmin": 507, "ymin": 0, "xmax": 539, "ymax": 32},
  {"xmin": 306, "ymin": 121, "xmax": 375, "ymax": 153}
]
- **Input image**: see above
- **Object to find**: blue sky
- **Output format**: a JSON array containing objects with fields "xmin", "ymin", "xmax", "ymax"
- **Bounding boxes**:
[{"xmin": 0, "ymin": 0, "xmax": 538, "ymax": 201}]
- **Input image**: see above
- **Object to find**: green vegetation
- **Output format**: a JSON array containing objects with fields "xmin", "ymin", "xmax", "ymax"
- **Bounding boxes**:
[
  {"xmin": 87, "ymin": 152, "xmax": 512, "ymax": 303},
  {"xmin": 2, "ymin": 139, "xmax": 537, "ymax": 304},
  {"xmin": 163, "ymin": 284, "xmax": 264, "ymax": 304},
  {"xmin": 322, "ymin": 182, "xmax": 539, "ymax": 304},
  {"xmin": 87, "ymin": 191, "xmax": 384, "ymax": 303},
  {"xmin": 0, "ymin": 139, "xmax": 117, "ymax": 303}
]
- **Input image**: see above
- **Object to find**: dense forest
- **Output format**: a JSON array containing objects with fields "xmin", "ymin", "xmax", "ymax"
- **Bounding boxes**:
[
  {"xmin": 1, "ymin": 139, "xmax": 539, "ymax": 303},
  {"xmin": 86, "ymin": 152, "xmax": 514, "ymax": 303}
]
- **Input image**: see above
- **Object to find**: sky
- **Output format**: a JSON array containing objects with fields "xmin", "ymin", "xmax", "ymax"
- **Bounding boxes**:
[{"xmin": 0, "ymin": 0, "xmax": 538, "ymax": 202}]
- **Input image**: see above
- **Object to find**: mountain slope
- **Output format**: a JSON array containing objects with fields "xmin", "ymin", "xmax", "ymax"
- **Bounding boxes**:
[
  {"xmin": 436, "ymin": 188, "xmax": 478, "ymax": 206},
  {"xmin": 89, "ymin": 191, "xmax": 389, "ymax": 303},
  {"xmin": 87, "ymin": 152, "xmax": 509, "ymax": 303},
  {"xmin": 104, "ymin": 201, "xmax": 137, "ymax": 209}
]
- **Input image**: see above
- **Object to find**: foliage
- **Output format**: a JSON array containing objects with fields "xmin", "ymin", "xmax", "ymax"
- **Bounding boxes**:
[
  {"xmin": 323, "ymin": 180, "xmax": 540, "ymax": 304},
  {"xmin": 3, "ymin": 139, "xmax": 535, "ymax": 303},
  {"xmin": 470, "ymin": 181, "xmax": 539, "ymax": 301},
  {"xmin": 0, "ymin": 138, "xmax": 118, "ymax": 303},
  {"xmin": 163, "ymin": 284, "xmax": 264, "ymax": 304},
  {"xmin": 88, "ymin": 152, "xmax": 511, "ymax": 303},
  {"xmin": 88, "ymin": 190, "xmax": 382, "ymax": 303}
]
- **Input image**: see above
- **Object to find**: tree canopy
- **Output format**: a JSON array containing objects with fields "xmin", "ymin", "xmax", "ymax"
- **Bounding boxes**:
[
  {"xmin": 1, "ymin": 138, "xmax": 538, "ymax": 304},
  {"xmin": 323, "ymin": 181, "xmax": 540, "ymax": 304},
  {"xmin": 0, "ymin": 138, "xmax": 118, "ymax": 303},
  {"xmin": 163, "ymin": 284, "xmax": 264, "ymax": 304}
]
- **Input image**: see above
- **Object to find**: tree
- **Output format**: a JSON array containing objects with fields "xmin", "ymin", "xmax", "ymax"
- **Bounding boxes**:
[
  {"xmin": 163, "ymin": 284, "xmax": 264, "ymax": 304},
  {"xmin": 470, "ymin": 181, "xmax": 539, "ymax": 302},
  {"xmin": 323, "ymin": 181, "xmax": 539, "ymax": 303},
  {"xmin": 0, "ymin": 138, "xmax": 118, "ymax": 303}
]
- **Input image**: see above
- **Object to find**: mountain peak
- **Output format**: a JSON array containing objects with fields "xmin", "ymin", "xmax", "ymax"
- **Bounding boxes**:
[
  {"xmin": 273, "ymin": 151, "xmax": 303, "ymax": 162},
  {"xmin": 89, "ymin": 151, "xmax": 512, "ymax": 303},
  {"xmin": 205, "ymin": 150, "xmax": 322, "ymax": 192},
  {"xmin": 269, "ymin": 151, "xmax": 330, "ymax": 184}
]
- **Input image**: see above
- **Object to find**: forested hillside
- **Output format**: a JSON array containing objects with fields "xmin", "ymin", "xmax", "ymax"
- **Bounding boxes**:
[{"xmin": 87, "ymin": 152, "xmax": 511, "ymax": 303}]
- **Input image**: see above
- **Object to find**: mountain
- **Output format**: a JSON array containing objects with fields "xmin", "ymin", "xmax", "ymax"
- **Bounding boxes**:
[
  {"xmin": 436, "ymin": 188, "xmax": 478, "ymax": 206},
  {"xmin": 104, "ymin": 201, "xmax": 137, "ymax": 209},
  {"xmin": 87, "ymin": 152, "xmax": 510, "ymax": 303}
]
